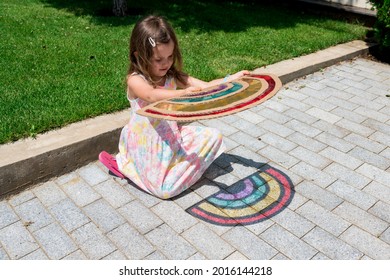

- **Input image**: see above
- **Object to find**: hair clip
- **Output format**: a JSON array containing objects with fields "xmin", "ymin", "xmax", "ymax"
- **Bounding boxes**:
[{"xmin": 148, "ymin": 37, "xmax": 156, "ymax": 47}]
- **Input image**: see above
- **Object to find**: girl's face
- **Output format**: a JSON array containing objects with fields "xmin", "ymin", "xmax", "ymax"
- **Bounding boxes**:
[{"xmin": 150, "ymin": 40, "xmax": 175, "ymax": 80}]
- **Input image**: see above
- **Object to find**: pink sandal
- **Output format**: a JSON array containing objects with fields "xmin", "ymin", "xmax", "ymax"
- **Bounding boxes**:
[{"xmin": 99, "ymin": 151, "xmax": 126, "ymax": 179}]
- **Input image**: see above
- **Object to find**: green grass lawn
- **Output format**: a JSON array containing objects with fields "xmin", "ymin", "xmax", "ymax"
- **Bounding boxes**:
[{"xmin": 0, "ymin": 0, "xmax": 368, "ymax": 144}]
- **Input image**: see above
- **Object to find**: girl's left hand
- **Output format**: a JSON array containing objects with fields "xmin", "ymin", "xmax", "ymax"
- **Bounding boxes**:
[{"xmin": 231, "ymin": 70, "xmax": 251, "ymax": 80}]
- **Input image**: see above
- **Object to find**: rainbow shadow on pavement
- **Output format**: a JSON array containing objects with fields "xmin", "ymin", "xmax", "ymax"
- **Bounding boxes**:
[{"xmin": 186, "ymin": 165, "xmax": 294, "ymax": 226}]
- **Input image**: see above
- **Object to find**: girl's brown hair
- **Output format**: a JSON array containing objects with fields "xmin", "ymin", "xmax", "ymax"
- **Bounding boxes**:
[{"xmin": 128, "ymin": 15, "xmax": 188, "ymax": 87}]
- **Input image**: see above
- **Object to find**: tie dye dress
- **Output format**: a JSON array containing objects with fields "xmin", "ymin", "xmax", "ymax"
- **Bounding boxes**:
[{"xmin": 116, "ymin": 75, "xmax": 225, "ymax": 199}]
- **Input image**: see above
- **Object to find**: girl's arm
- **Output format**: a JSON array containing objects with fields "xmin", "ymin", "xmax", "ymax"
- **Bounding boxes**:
[
  {"xmin": 127, "ymin": 75, "xmax": 200, "ymax": 103},
  {"xmin": 183, "ymin": 70, "xmax": 251, "ymax": 89}
]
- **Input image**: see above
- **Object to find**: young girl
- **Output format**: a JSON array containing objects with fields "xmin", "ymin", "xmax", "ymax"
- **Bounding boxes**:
[{"xmin": 102, "ymin": 15, "xmax": 249, "ymax": 199}]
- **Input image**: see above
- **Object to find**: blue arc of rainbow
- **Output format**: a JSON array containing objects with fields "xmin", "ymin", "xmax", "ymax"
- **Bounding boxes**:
[{"xmin": 186, "ymin": 165, "xmax": 294, "ymax": 226}]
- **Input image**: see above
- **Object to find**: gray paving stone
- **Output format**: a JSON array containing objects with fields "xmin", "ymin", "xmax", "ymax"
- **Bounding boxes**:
[
  {"xmin": 187, "ymin": 252, "xmax": 207, "ymax": 260},
  {"xmin": 122, "ymin": 183, "xmax": 161, "ymax": 208},
  {"xmin": 344, "ymin": 133, "xmax": 386, "ymax": 153},
  {"xmin": 203, "ymin": 118, "xmax": 238, "ymax": 136},
  {"xmin": 256, "ymin": 107, "xmax": 291, "ymax": 124},
  {"xmin": 0, "ymin": 246, "xmax": 9, "ymax": 260},
  {"xmin": 325, "ymin": 96, "xmax": 359, "ymax": 111},
  {"xmin": 260, "ymin": 119, "xmax": 294, "ymax": 137},
  {"xmin": 107, "ymin": 223, "xmax": 154, "ymax": 259},
  {"xmin": 357, "ymin": 163, "xmax": 390, "ymax": 186},
  {"xmin": 151, "ymin": 200, "xmax": 198, "ymax": 234},
  {"xmin": 303, "ymin": 97, "xmax": 337, "ymax": 112},
  {"xmin": 340, "ymin": 226, "xmax": 390, "ymax": 259},
  {"xmin": 118, "ymin": 200, "xmax": 163, "ymax": 234},
  {"xmin": 14, "ymin": 198, "xmax": 54, "ymax": 232},
  {"xmin": 0, "ymin": 201, "xmax": 19, "ymax": 230},
  {"xmin": 290, "ymin": 162, "xmax": 336, "ymax": 188},
  {"xmin": 361, "ymin": 77, "xmax": 390, "ymax": 91},
  {"xmin": 145, "ymin": 224, "xmax": 196, "ymax": 259},
  {"xmin": 363, "ymin": 181, "xmax": 390, "ymax": 203},
  {"xmin": 174, "ymin": 189, "xmax": 203, "ymax": 210},
  {"xmin": 296, "ymin": 201, "xmax": 350, "ymax": 236},
  {"xmin": 299, "ymin": 86, "xmax": 331, "ymax": 100},
  {"xmin": 20, "ymin": 249, "xmax": 49, "ymax": 260},
  {"xmin": 331, "ymin": 107, "xmax": 367, "ymax": 124},
  {"xmin": 306, "ymin": 107, "xmax": 342, "ymax": 124},
  {"xmin": 311, "ymin": 252, "xmax": 331, "ymax": 260},
  {"xmin": 228, "ymin": 146, "xmax": 269, "ymax": 168},
  {"xmin": 350, "ymin": 95, "xmax": 385, "ymax": 111},
  {"xmin": 323, "ymin": 163, "xmax": 371, "ymax": 190},
  {"xmin": 286, "ymin": 192, "xmax": 308, "ymax": 211},
  {"xmin": 349, "ymin": 146, "xmax": 390, "ymax": 170},
  {"xmin": 380, "ymin": 147, "xmax": 390, "ymax": 160},
  {"xmin": 380, "ymin": 227, "xmax": 390, "ymax": 244},
  {"xmin": 259, "ymin": 145, "xmax": 299, "ymax": 169},
  {"xmin": 191, "ymin": 178, "xmax": 222, "ymax": 199},
  {"xmin": 262, "ymin": 98, "xmax": 292, "ymax": 112},
  {"xmin": 236, "ymin": 109, "xmax": 266, "ymax": 124},
  {"xmin": 369, "ymin": 131, "xmax": 390, "ymax": 146},
  {"xmin": 78, "ymin": 163, "xmax": 110, "ymax": 186},
  {"xmin": 62, "ymin": 250, "xmax": 88, "ymax": 260},
  {"xmin": 225, "ymin": 251, "xmax": 249, "ymax": 260},
  {"xmin": 7, "ymin": 190, "xmax": 35, "ymax": 207},
  {"xmin": 344, "ymin": 87, "xmax": 376, "ymax": 101},
  {"xmin": 260, "ymin": 224, "xmax": 317, "ymax": 259},
  {"xmin": 33, "ymin": 181, "xmax": 67, "ymax": 207},
  {"xmin": 336, "ymin": 118, "xmax": 375, "ymax": 137},
  {"xmin": 33, "ymin": 223, "xmax": 77, "ymax": 259},
  {"xmin": 296, "ymin": 181, "xmax": 343, "ymax": 210},
  {"xmin": 285, "ymin": 119, "xmax": 322, "ymax": 138},
  {"xmin": 229, "ymin": 118, "xmax": 258, "ymax": 132},
  {"xmin": 222, "ymin": 227, "xmax": 277, "ymax": 259},
  {"xmin": 260, "ymin": 132, "xmax": 297, "ymax": 152},
  {"xmin": 83, "ymin": 199, "xmax": 125, "ymax": 233},
  {"xmin": 49, "ymin": 198, "xmax": 90, "ymax": 232},
  {"xmin": 312, "ymin": 120, "xmax": 350, "ymax": 138},
  {"xmin": 289, "ymin": 146, "xmax": 331, "ymax": 169},
  {"xmin": 101, "ymin": 250, "xmax": 127, "ymax": 260},
  {"xmin": 93, "ymin": 180, "xmax": 134, "ymax": 209},
  {"xmin": 316, "ymin": 132, "xmax": 355, "ymax": 153},
  {"xmin": 327, "ymin": 180, "xmax": 377, "ymax": 211},
  {"xmin": 270, "ymin": 207, "xmax": 314, "ymax": 238},
  {"xmin": 54, "ymin": 172, "xmax": 79, "ymax": 186},
  {"xmin": 284, "ymin": 108, "xmax": 318, "ymax": 125},
  {"xmin": 71, "ymin": 222, "xmax": 116, "ymax": 259},
  {"xmin": 182, "ymin": 223, "xmax": 234, "ymax": 259},
  {"xmin": 212, "ymin": 170, "xmax": 241, "ymax": 189},
  {"xmin": 287, "ymin": 132, "xmax": 327, "ymax": 153},
  {"xmin": 369, "ymin": 201, "xmax": 390, "ymax": 223},
  {"xmin": 271, "ymin": 253, "xmax": 290, "ymax": 260},
  {"xmin": 302, "ymin": 227, "xmax": 363, "ymax": 260},
  {"xmin": 222, "ymin": 137, "xmax": 240, "ymax": 151},
  {"xmin": 228, "ymin": 161, "xmax": 259, "ymax": 180},
  {"xmin": 340, "ymin": 78, "xmax": 371, "ymax": 91},
  {"xmin": 0, "ymin": 222, "xmax": 39, "ymax": 259},
  {"xmin": 61, "ymin": 177, "xmax": 101, "ymax": 207},
  {"xmin": 319, "ymin": 147, "xmax": 363, "ymax": 170},
  {"xmin": 144, "ymin": 251, "xmax": 167, "ymax": 260},
  {"xmin": 363, "ymin": 118, "xmax": 390, "ymax": 135},
  {"xmin": 356, "ymin": 107, "xmax": 389, "ymax": 123},
  {"xmin": 229, "ymin": 131, "xmax": 266, "ymax": 152},
  {"xmin": 333, "ymin": 202, "xmax": 388, "ymax": 237},
  {"xmin": 279, "ymin": 96, "xmax": 312, "ymax": 111}
]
